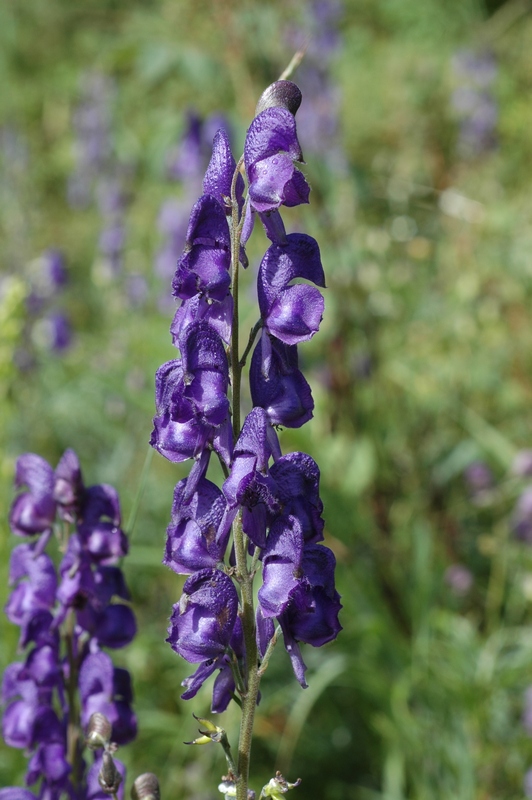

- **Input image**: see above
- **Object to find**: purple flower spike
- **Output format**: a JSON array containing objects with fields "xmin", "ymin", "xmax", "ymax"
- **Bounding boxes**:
[
  {"xmin": 258, "ymin": 233, "xmax": 325, "ymax": 345},
  {"xmin": 250, "ymin": 336, "xmax": 314, "ymax": 428},
  {"xmin": 9, "ymin": 455, "xmax": 56, "ymax": 537},
  {"xmin": 167, "ymin": 568, "xmax": 238, "ymax": 663},
  {"xmin": 164, "ymin": 477, "xmax": 228, "ymax": 574},
  {"xmin": 203, "ymin": 128, "xmax": 244, "ymax": 215}
]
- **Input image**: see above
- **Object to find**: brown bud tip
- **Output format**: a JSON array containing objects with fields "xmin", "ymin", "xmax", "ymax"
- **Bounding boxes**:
[
  {"xmin": 86, "ymin": 712, "xmax": 113, "ymax": 750},
  {"xmin": 98, "ymin": 751, "xmax": 122, "ymax": 795},
  {"xmin": 255, "ymin": 80, "xmax": 302, "ymax": 117},
  {"xmin": 131, "ymin": 773, "xmax": 161, "ymax": 800}
]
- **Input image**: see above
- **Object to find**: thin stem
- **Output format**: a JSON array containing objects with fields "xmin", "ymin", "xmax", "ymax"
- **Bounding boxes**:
[
  {"xmin": 64, "ymin": 612, "xmax": 82, "ymax": 787},
  {"xmin": 233, "ymin": 511, "xmax": 261, "ymax": 800},
  {"xmin": 278, "ymin": 44, "xmax": 308, "ymax": 81}
]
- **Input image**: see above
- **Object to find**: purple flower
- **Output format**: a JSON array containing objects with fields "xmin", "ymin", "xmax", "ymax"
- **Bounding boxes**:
[
  {"xmin": 257, "ymin": 233, "xmax": 325, "ymax": 347},
  {"xmin": 79, "ymin": 651, "xmax": 137, "ymax": 745},
  {"xmin": 164, "ymin": 477, "xmax": 228, "ymax": 574},
  {"xmin": 53, "ymin": 448, "xmax": 83, "ymax": 518},
  {"xmin": 9, "ymin": 454, "xmax": 56, "ymax": 538},
  {"xmin": 150, "ymin": 322, "xmax": 232, "ymax": 476},
  {"xmin": 258, "ymin": 515, "xmax": 305, "ymax": 617},
  {"xmin": 172, "ymin": 195, "xmax": 231, "ymax": 303},
  {"xmin": 167, "ymin": 568, "xmax": 238, "ymax": 663},
  {"xmin": 203, "ymin": 128, "xmax": 244, "ymax": 215},
  {"xmin": 250, "ymin": 335, "xmax": 314, "ymax": 428},
  {"xmin": 512, "ymin": 450, "xmax": 532, "ymax": 478},
  {"xmin": 244, "ymin": 107, "xmax": 309, "ymax": 214},
  {"xmin": 221, "ymin": 407, "xmax": 280, "ymax": 548},
  {"xmin": 5, "ymin": 545, "xmax": 57, "ymax": 626},
  {"xmin": 270, "ymin": 452, "xmax": 325, "ymax": 544}
]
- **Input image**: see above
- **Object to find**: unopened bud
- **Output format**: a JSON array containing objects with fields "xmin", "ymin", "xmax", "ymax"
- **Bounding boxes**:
[
  {"xmin": 261, "ymin": 772, "xmax": 301, "ymax": 799},
  {"xmin": 131, "ymin": 772, "xmax": 161, "ymax": 800},
  {"xmin": 255, "ymin": 81, "xmax": 302, "ymax": 117},
  {"xmin": 86, "ymin": 712, "xmax": 112, "ymax": 750},
  {"xmin": 185, "ymin": 713, "xmax": 225, "ymax": 745},
  {"xmin": 98, "ymin": 751, "xmax": 122, "ymax": 795}
]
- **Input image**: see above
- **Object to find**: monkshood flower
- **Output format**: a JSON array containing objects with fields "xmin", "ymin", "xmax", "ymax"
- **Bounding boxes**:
[
  {"xmin": 2, "ymin": 449, "xmax": 136, "ymax": 797},
  {"xmin": 151, "ymin": 76, "xmax": 340, "ymax": 800}
]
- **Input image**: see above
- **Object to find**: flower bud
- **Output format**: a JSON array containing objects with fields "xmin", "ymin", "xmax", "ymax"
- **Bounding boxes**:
[
  {"xmin": 131, "ymin": 773, "xmax": 161, "ymax": 800},
  {"xmin": 255, "ymin": 81, "xmax": 302, "ymax": 117},
  {"xmin": 98, "ymin": 752, "xmax": 122, "ymax": 795},
  {"xmin": 261, "ymin": 772, "xmax": 301, "ymax": 799},
  {"xmin": 86, "ymin": 712, "xmax": 113, "ymax": 750}
]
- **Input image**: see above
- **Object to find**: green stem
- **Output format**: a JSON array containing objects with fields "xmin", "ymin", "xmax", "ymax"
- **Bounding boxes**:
[
  {"xmin": 239, "ymin": 320, "xmax": 263, "ymax": 369},
  {"xmin": 233, "ymin": 512, "xmax": 261, "ymax": 800},
  {"xmin": 64, "ymin": 611, "xmax": 82, "ymax": 787},
  {"xmin": 258, "ymin": 625, "xmax": 281, "ymax": 678}
]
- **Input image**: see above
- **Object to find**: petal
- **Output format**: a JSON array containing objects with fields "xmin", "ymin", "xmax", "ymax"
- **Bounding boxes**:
[
  {"xmin": 244, "ymin": 107, "xmax": 303, "ymax": 169},
  {"xmin": 203, "ymin": 128, "xmax": 244, "ymax": 214}
]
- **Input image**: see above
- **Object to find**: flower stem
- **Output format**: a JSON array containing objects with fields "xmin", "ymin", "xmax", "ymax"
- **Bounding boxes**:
[{"xmin": 233, "ymin": 512, "xmax": 260, "ymax": 800}]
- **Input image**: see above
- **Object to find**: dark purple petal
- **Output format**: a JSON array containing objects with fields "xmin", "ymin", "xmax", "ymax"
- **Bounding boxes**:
[
  {"xmin": 250, "ymin": 336, "xmax": 314, "ymax": 428},
  {"xmin": 256, "ymin": 606, "xmax": 275, "ymax": 659},
  {"xmin": 167, "ymin": 568, "xmax": 238, "ymax": 663},
  {"xmin": 14, "ymin": 454, "xmax": 54, "ymax": 497},
  {"xmin": 258, "ymin": 210, "xmax": 287, "ymax": 244},
  {"xmin": 173, "ymin": 245, "xmax": 231, "ymax": 302},
  {"xmin": 244, "ymin": 107, "xmax": 303, "ymax": 169},
  {"xmin": 81, "ymin": 484, "xmax": 121, "ymax": 527},
  {"xmin": 270, "ymin": 452, "xmax": 324, "ymax": 544},
  {"xmin": 26, "ymin": 742, "xmax": 70, "ymax": 785},
  {"xmin": 0, "ymin": 790, "xmax": 38, "ymax": 800},
  {"xmin": 248, "ymin": 153, "xmax": 297, "ymax": 212},
  {"xmin": 171, "ymin": 293, "xmax": 233, "ymax": 345},
  {"xmin": 258, "ymin": 516, "xmax": 304, "ymax": 617},
  {"xmin": 203, "ymin": 128, "xmax": 244, "ymax": 214},
  {"xmin": 180, "ymin": 659, "xmax": 219, "ymax": 701},
  {"xmin": 78, "ymin": 522, "xmax": 129, "ymax": 565},
  {"xmin": 164, "ymin": 478, "xmax": 228, "ymax": 574},
  {"xmin": 53, "ymin": 449, "xmax": 83, "ymax": 512},
  {"xmin": 258, "ymin": 233, "xmax": 325, "ymax": 314},
  {"xmin": 19, "ymin": 644, "xmax": 60, "ymax": 690},
  {"xmin": 78, "ymin": 604, "xmax": 137, "ymax": 649},
  {"xmin": 211, "ymin": 660, "xmax": 236, "ymax": 713},
  {"xmin": 5, "ymin": 545, "xmax": 57, "ymax": 625},
  {"xmin": 2, "ymin": 699, "xmax": 38, "ymax": 748},
  {"xmin": 278, "ymin": 616, "xmax": 308, "ymax": 688},
  {"xmin": 185, "ymin": 194, "xmax": 231, "ymax": 250}
]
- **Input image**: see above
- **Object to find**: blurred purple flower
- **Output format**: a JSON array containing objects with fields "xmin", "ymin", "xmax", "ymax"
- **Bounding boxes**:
[{"xmin": 444, "ymin": 564, "xmax": 473, "ymax": 597}]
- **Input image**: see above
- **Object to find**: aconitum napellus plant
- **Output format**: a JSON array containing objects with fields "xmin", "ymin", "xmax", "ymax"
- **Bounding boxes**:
[
  {"xmin": 2, "ymin": 449, "xmax": 137, "ymax": 799},
  {"xmin": 150, "ymin": 78, "xmax": 342, "ymax": 800}
]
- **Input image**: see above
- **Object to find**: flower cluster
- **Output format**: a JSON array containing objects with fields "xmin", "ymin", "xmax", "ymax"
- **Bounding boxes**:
[
  {"xmin": 2, "ymin": 450, "xmax": 136, "ymax": 799},
  {"xmin": 151, "ymin": 78, "xmax": 341, "ymax": 719}
]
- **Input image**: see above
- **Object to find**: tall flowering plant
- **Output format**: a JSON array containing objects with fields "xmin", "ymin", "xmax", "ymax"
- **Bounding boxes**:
[
  {"xmin": 151, "ymin": 77, "xmax": 342, "ymax": 800},
  {"xmin": 2, "ymin": 450, "xmax": 137, "ymax": 800}
]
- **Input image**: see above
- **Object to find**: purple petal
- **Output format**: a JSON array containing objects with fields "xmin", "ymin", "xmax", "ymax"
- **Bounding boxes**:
[
  {"xmin": 167, "ymin": 568, "xmax": 238, "ymax": 663},
  {"xmin": 250, "ymin": 336, "xmax": 314, "ymax": 428},
  {"xmin": 244, "ymin": 107, "xmax": 303, "ymax": 169},
  {"xmin": 203, "ymin": 128, "xmax": 244, "ymax": 214},
  {"xmin": 258, "ymin": 516, "xmax": 304, "ymax": 617}
]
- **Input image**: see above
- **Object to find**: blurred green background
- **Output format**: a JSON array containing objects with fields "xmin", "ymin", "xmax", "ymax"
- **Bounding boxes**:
[{"xmin": 4, "ymin": 0, "xmax": 532, "ymax": 797}]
